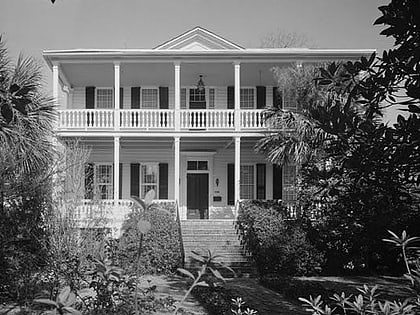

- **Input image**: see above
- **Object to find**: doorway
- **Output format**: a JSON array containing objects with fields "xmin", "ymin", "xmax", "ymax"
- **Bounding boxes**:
[{"xmin": 187, "ymin": 173, "xmax": 209, "ymax": 219}]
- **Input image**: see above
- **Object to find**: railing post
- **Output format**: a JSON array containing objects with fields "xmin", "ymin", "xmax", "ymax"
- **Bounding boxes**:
[{"xmin": 174, "ymin": 62, "xmax": 181, "ymax": 131}]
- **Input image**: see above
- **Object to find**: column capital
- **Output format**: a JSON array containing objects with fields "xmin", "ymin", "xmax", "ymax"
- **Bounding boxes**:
[
  {"xmin": 114, "ymin": 136, "xmax": 120, "ymax": 141},
  {"xmin": 233, "ymin": 61, "xmax": 241, "ymax": 66},
  {"xmin": 174, "ymin": 61, "xmax": 181, "ymax": 67},
  {"xmin": 296, "ymin": 61, "xmax": 303, "ymax": 69},
  {"xmin": 52, "ymin": 61, "xmax": 60, "ymax": 68},
  {"xmin": 113, "ymin": 61, "xmax": 121, "ymax": 66}
]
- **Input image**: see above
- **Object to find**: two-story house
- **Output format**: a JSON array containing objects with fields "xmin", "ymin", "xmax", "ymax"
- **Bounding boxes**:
[{"xmin": 43, "ymin": 27, "xmax": 373, "ymax": 268}]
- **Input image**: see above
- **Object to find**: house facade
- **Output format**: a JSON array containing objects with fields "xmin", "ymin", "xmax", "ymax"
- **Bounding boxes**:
[{"xmin": 44, "ymin": 27, "xmax": 374, "ymax": 226}]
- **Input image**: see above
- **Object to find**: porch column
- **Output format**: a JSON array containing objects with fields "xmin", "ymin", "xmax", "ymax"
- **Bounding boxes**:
[
  {"xmin": 52, "ymin": 63, "xmax": 59, "ymax": 107},
  {"xmin": 234, "ymin": 61, "xmax": 241, "ymax": 131},
  {"xmin": 114, "ymin": 136, "xmax": 120, "ymax": 201},
  {"xmin": 174, "ymin": 62, "xmax": 181, "ymax": 131},
  {"xmin": 114, "ymin": 62, "xmax": 120, "ymax": 131},
  {"xmin": 234, "ymin": 136, "xmax": 241, "ymax": 207},
  {"xmin": 174, "ymin": 136, "xmax": 180, "ymax": 207}
]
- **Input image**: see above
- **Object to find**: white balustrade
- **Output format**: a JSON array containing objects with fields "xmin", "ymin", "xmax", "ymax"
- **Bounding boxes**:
[
  {"xmin": 119, "ymin": 110, "xmax": 174, "ymax": 129},
  {"xmin": 180, "ymin": 109, "xmax": 235, "ymax": 129},
  {"xmin": 58, "ymin": 109, "xmax": 114, "ymax": 129},
  {"xmin": 240, "ymin": 110, "xmax": 266, "ymax": 129}
]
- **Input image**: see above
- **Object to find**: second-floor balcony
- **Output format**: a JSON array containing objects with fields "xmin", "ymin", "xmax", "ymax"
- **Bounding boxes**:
[{"xmin": 57, "ymin": 108, "xmax": 268, "ymax": 131}]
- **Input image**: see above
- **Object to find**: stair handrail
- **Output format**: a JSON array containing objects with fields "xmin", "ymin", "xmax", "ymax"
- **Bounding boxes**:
[{"xmin": 175, "ymin": 200, "xmax": 185, "ymax": 268}]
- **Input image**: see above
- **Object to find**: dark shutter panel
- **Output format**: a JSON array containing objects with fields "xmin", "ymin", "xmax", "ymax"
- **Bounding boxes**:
[
  {"xmin": 119, "ymin": 163, "xmax": 123, "ymax": 199},
  {"xmin": 159, "ymin": 163, "xmax": 168, "ymax": 199},
  {"xmin": 120, "ymin": 87, "xmax": 124, "ymax": 109},
  {"xmin": 130, "ymin": 163, "xmax": 140, "ymax": 198},
  {"xmin": 159, "ymin": 87, "xmax": 169, "ymax": 109},
  {"xmin": 256, "ymin": 163, "xmax": 266, "ymax": 199},
  {"xmin": 86, "ymin": 86, "xmax": 95, "ymax": 109},
  {"xmin": 84, "ymin": 163, "xmax": 94, "ymax": 199},
  {"xmin": 131, "ymin": 87, "xmax": 140, "ymax": 109},
  {"xmin": 227, "ymin": 163, "xmax": 234, "ymax": 205},
  {"xmin": 273, "ymin": 87, "xmax": 283, "ymax": 109},
  {"xmin": 256, "ymin": 86, "xmax": 266, "ymax": 109},
  {"xmin": 273, "ymin": 165, "xmax": 283, "ymax": 199},
  {"xmin": 227, "ymin": 86, "xmax": 234, "ymax": 109}
]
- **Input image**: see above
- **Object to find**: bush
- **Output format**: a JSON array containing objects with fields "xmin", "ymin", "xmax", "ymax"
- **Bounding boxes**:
[
  {"xmin": 114, "ymin": 201, "xmax": 183, "ymax": 275},
  {"xmin": 236, "ymin": 200, "xmax": 324, "ymax": 276}
]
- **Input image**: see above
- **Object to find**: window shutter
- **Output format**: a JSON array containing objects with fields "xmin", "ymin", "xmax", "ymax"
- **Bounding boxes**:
[
  {"xmin": 256, "ymin": 163, "xmax": 266, "ymax": 199},
  {"xmin": 84, "ymin": 163, "xmax": 94, "ymax": 199},
  {"xmin": 227, "ymin": 163, "xmax": 234, "ymax": 205},
  {"xmin": 273, "ymin": 87, "xmax": 283, "ymax": 109},
  {"xmin": 256, "ymin": 86, "xmax": 266, "ymax": 109},
  {"xmin": 119, "ymin": 163, "xmax": 123, "ymax": 199},
  {"xmin": 159, "ymin": 87, "xmax": 169, "ymax": 109},
  {"xmin": 130, "ymin": 163, "xmax": 140, "ymax": 198},
  {"xmin": 273, "ymin": 165, "xmax": 283, "ymax": 199},
  {"xmin": 86, "ymin": 86, "xmax": 95, "ymax": 109},
  {"xmin": 131, "ymin": 87, "xmax": 141, "ymax": 109},
  {"xmin": 159, "ymin": 163, "xmax": 168, "ymax": 199},
  {"xmin": 120, "ymin": 87, "xmax": 124, "ymax": 109},
  {"xmin": 227, "ymin": 86, "xmax": 234, "ymax": 109}
]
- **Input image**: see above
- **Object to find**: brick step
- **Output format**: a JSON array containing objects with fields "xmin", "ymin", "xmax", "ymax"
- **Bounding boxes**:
[
  {"xmin": 183, "ymin": 244, "xmax": 244, "ymax": 251},
  {"xmin": 181, "ymin": 228, "xmax": 239, "ymax": 234},
  {"xmin": 184, "ymin": 252, "xmax": 251, "ymax": 259},
  {"xmin": 182, "ymin": 237, "xmax": 241, "ymax": 244}
]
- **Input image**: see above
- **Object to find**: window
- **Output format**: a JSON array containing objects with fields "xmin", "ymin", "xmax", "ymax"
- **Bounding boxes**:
[
  {"xmin": 96, "ymin": 88, "xmax": 113, "ymax": 109},
  {"xmin": 142, "ymin": 88, "xmax": 158, "ymax": 109},
  {"xmin": 95, "ymin": 164, "xmax": 113, "ymax": 199},
  {"xmin": 209, "ymin": 88, "xmax": 215, "ymax": 109},
  {"xmin": 140, "ymin": 164, "xmax": 158, "ymax": 198},
  {"xmin": 189, "ymin": 88, "xmax": 206, "ymax": 102},
  {"xmin": 187, "ymin": 160, "xmax": 208, "ymax": 171},
  {"xmin": 240, "ymin": 88, "xmax": 254, "ymax": 109},
  {"xmin": 283, "ymin": 89, "xmax": 297, "ymax": 111},
  {"xmin": 240, "ymin": 165, "xmax": 254, "ymax": 199},
  {"xmin": 181, "ymin": 88, "xmax": 187, "ymax": 109},
  {"xmin": 283, "ymin": 164, "xmax": 297, "ymax": 202}
]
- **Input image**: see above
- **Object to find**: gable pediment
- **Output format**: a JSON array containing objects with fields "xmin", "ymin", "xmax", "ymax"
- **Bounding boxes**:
[{"xmin": 154, "ymin": 27, "xmax": 244, "ymax": 51}]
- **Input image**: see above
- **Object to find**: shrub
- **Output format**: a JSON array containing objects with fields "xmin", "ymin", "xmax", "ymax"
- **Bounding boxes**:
[
  {"xmin": 115, "ymin": 201, "xmax": 182, "ymax": 275},
  {"xmin": 236, "ymin": 200, "xmax": 324, "ymax": 276}
]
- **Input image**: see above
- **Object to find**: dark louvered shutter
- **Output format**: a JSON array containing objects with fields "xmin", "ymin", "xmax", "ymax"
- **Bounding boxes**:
[
  {"xmin": 120, "ymin": 87, "xmax": 124, "ymax": 109},
  {"xmin": 256, "ymin": 163, "xmax": 266, "ymax": 199},
  {"xmin": 130, "ymin": 163, "xmax": 140, "ymax": 198},
  {"xmin": 86, "ymin": 86, "xmax": 95, "ymax": 109},
  {"xmin": 84, "ymin": 163, "xmax": 94, "ymax": 199},
  {"xmin": 273, "ymin": 87, "xmax": 283, "ymax": 109},
  {"xmin": 131, "ymin": 87, "xmax": 140, "ymax": 109},
  {"xmin": 119, "ymin": 163, "xmax": 123, "ymax": 199},
  {"xmin": 227, "ymin": 163, "xmax": 234, "ymax": 205},
  {"xmin": 273, "ymin": 165, "xmax": 283, "ymax": 199},
  {"xmin": 159, "ymin": 87, "xmax": 169, "ymax": 109},
  {"xmin": 159, "ymin": 163, "xmax": 168, "ymax": 199},
  {"xmin": 227, "ymin": 86, "xmax": 234, "ymax": 109},
  {"xmin": 256, "ymin": 86, "xmax": 266, "ymax": 109}
]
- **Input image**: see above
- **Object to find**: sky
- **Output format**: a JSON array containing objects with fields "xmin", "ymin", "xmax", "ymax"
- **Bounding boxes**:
[{"xmin": 0, "ymin": 0, "xmax": 393, "ymax": 92}]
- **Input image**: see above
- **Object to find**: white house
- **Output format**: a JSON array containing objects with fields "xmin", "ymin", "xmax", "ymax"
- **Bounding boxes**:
[{"xmin": 43, "ymin": 27, "xmax": 374, "ymax": 260}]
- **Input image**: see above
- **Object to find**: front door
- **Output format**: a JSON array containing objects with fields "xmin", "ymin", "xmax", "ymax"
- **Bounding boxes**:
[{"xmin": 187, "ymin": 173, "xmax": 209, "ymax": 219}]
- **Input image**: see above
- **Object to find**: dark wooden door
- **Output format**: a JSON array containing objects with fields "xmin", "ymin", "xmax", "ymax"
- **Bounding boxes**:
[{"xmin": 187, "ymin": 173, "xmax": 209, "ymax": 219}]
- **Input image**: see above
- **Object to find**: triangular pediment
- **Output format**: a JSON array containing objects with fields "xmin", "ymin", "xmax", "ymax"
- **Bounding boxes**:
[{"xmin": 154, "ymin": 27, "xmax": 244, "ymax": 50}]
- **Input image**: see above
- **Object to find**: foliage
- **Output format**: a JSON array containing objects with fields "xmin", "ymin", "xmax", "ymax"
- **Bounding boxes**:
[
  {"xmin": 174, "ymin": 249, "xmax": 235, "ymax": 314},
  {"xmin": 34, "ymin": 286, "xmax": 82, "ymax": 315},
  {"xmin": 260, "ymin": 28, "xmax": 314, "ymax": 48},
  {"xmin": 299, "ymin": 230, "xmax": 420, "ymax": 314},
  {"xmin": 192, "ymin": 286, "xmax": 233, "ymax": 315},
  {"xmin": 236, "ymin": 200, "xmax": 324, "ymax": 276},
  {"xmin": 231, "ymin": 297, "xmax": 258, "ymax": 315}
]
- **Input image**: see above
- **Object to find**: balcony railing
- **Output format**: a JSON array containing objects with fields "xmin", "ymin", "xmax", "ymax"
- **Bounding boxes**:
[{"xmin": 57, "ymin": 109, "xmax": 268, "ymax": 131}]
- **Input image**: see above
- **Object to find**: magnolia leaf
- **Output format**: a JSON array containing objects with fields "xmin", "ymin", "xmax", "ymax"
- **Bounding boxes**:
[
  {"xmin": 33, "ymin": 298, "xmax": 59, "ymax": 308},
  {"xmin": 209, "ymin": 267, "xmax": 225, "ymax": 281},
  {"xmin": 57, "ymin": 286, "xmax": 71, "ymax": 305},
  {"xmin": 196, "ymin": 281, "xmax": 209, "ymax": 287},
  {"xmin": 77, "ymin": 288, "xmax": 96, "ymax": 299},
  {"xmin": 131, "ymin": 196, "xmax": 147, "ymax": 211},
  {"xmin": 177, "ymin": 268, "xmax": 195, "ymax": 280},
  {"xmin": 62, "ymin": 306, "xmax": 82, "ymax": 315},
  {"xmin": 144, "ymin": 189, "xmax": 155, "ymax": 206}
]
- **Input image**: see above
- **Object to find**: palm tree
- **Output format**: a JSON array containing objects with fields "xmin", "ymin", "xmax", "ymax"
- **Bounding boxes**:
[{"xmin": 0, "ymin": 36, "xmax": 56, "ymax": 174}]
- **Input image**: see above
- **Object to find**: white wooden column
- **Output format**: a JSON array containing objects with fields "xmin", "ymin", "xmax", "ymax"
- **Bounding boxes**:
[
  {"xmin": 234, "ymin": 62, "xmax": 241, "ymax": 131},
  {"xmin": 174, "ymin": 136, "xmax": 181, "ymax": 214},
  {"xmin": 234, "ymin": 136, "xmax": 241, "ymax": 206},
  {"xmin": 174, "ymin": 62, "xmax": 181, "ymax": 131},
  {"xmin": 114, "ymin": 62, "xmax": 120, "ymax": 131},
  {"xmin": 114, "ymin": 136, "xmax": 120, "ymax": 201},
  {"xmin": 52, "ymin": 63, "xmax": 59, "ymax": 107}
]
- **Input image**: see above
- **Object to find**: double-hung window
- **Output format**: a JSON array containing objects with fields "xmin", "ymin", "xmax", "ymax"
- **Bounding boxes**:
[
  {"xmin": 141, "ymin": 88, "xmax": 158, "ymax": 109},
  {"xmin": 95, "ymin": 164, "xmax": 113, "ymax": 199},
  {"xmin": 240, "ymin": 165, "xmax": 255, "ymax": 199},
  {"xmin": 283, "ymin": 164, "xmax": 297, "ymax": 202},
  {"xmin": 96, "ymin": 88, "xmax": 113, "ymax": 109},
  {"xmin": 240, "ymin": 88, "xmax": 255, "ymax": 109},
  {"xmin": 140, "ymin": 164, "xmax": 158, "ymax": 198}
]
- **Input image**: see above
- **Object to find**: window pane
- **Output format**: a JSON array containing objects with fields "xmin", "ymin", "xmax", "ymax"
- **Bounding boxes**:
[
  {"xmin": 187, "ymin": 161, "xmax": 197, "ymax": 170},
  {"xmin": 283, "ymin": 164, "xmax": 297, "ymax": 202},
  {"xmin": 140, "ymin": 164, "xmax": 158, "ymax": 198},
  {"xmin": 240, "ymin": 165, "xmax": 254, "ymax": 199},
  {"xmin": 240, "ymin": 88, "xmax": 254, "ymax": 109},
  {"xmin": 181, "ymin": 88, "xmax": 187, "ymax": 109},
  {"xmin": 283, "ymin": 89, "xmax": 297, "ymax": 110},
  {"xmin": 189, "ymin": 88, "xmax": 205, "ymax": 102},
  {"xmin": 95, "ymin": 164, "xmax": 113, "ymax": 199},
  {"xmin": 142, "ymin": 88, "xmax": 158, "ymax": 109},
  {"xmin": 198, "ymin": 161, "xmax": 208, "ymax": 170},
  {"xmin": 209, "ymin": 88, "xmax": 215, "ymax": 109},
  {"xmin": 96, "ymin": 89, "xmax": 113, "ymax": 109}
]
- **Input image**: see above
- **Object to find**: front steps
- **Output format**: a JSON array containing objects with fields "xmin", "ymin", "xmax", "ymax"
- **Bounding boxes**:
[{"xmin": 180, "ymin": 220, "xmax": 256, "ymax": 277}]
